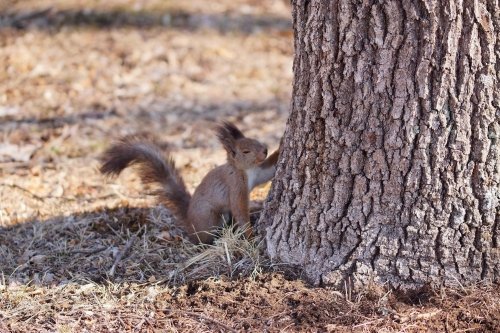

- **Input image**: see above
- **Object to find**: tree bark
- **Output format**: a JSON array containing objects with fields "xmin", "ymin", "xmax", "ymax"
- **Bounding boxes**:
[{"xmin": 259, "ymin": 0, "xmax": 499, "ymax": 288}]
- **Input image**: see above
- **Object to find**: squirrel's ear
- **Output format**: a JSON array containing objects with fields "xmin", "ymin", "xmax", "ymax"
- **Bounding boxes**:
[{"xmin": 215, "ymin": 121, "xmax": 244, "ymax": 156}]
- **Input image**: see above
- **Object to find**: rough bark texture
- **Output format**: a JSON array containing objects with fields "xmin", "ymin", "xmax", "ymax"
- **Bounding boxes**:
[{"xmin": 259, "ymin": 0, "xmax": 499, "ymax": 288}]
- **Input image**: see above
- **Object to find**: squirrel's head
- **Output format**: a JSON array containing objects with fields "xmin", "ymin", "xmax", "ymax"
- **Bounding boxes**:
[{"xmin": 215, "ymin": 121, "xmax": 268, "ymax": 170}]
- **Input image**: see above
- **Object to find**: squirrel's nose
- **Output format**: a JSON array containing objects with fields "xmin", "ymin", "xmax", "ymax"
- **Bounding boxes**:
[{"xmin": 263, "ymin": 148, "xmax": 268, "ymax": 156}]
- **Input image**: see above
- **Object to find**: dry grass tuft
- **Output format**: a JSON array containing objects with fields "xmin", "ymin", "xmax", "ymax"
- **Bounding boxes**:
[{"xmin": 181, "ymin": 223, "xmax": 267, "ymax": 280}]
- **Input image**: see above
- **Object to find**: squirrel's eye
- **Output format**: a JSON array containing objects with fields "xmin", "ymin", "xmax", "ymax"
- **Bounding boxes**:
[{"xmin": 242, "ymin": 150, "xmax": 251, "ymax": 154}]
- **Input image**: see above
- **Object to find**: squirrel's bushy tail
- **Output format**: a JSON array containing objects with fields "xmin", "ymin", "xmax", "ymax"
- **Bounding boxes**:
[{"xmin": 100, "ymin": 137, "xmax": 191, "ymax": 220}]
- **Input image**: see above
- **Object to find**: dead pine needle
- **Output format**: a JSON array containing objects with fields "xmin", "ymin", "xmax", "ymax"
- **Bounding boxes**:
[
  {"xmin": 223, "ymin": 241, "xmax": 232, "ymax": 267},
  {"xmin": 395, "ymin": 309, "xmax": 442, "ymax": 324},
  {"xmin": 109, "ymin": 229, "xmax": 141, "ymax": 277},
  {"xmin": 166, "ymin": 310, "xmax": 238, "ymax": 333}
]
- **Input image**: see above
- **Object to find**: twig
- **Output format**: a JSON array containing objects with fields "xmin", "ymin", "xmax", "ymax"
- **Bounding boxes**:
[
  {"xmin": 116, "ymin": 314, "xmax": 127, "ymax": 328},
  {"xmin": 0, "ymin": 183, "xmax": 117, "ymax": 203},
  {"xmin": 14, "ymin": 7, "xmax": 53, "ymax": 22},
  {"xmin": 134, "ymin": 318, "xmax": 146, "ymax": 333},
  {"xmin": 68, "ymin": 246, "xmax": 108, "ymax": 255},
  {"xmin": 223, "ymin": 241, "xmax": 232, "ymax": 267},
  {"xmin": 166, "ymin": 309, "xmax": 237, "ymax": 333},
  {"xmin": 353, "ymin": 318, "xmax": 383, "ymax": 328},
  {"xmin": 0, "ymin": 183, "xmax": 45, "ymax": 201},
  {"xmin": 186, "ymin": 311, "xmax": 238, "ymax": 333},
  {"xmin": 109, "ymin": 231, "xmax": 140, "ymax": 277},
  {"xmin": 395, "ymin": 310, "xmax": 442, "ymax": 324}
]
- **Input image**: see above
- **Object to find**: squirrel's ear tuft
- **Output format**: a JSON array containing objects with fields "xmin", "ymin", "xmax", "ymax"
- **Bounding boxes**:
[
  {"xmin": 218, "ymin": 121, "xmax": 244, "ymax": 140},
  {"xmin": 215, "ymin": 121, "xmax": 244, "ymax": 156}
]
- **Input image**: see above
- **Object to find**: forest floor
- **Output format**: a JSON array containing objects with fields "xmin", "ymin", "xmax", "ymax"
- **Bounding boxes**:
[{"xmin": 0, "ymin": 0, "xmax": 499, "ymax": 332}]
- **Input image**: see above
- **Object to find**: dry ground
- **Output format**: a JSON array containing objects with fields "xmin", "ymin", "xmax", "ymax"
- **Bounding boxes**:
[{"xmin": 0, "ymin": 1, "xmax": 499, "ymax": 332}]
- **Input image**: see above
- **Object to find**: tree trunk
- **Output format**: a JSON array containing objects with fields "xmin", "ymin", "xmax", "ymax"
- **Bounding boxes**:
[{"xmin": 259, "ymin": 0, "xmax": 499, "ymax": 288}]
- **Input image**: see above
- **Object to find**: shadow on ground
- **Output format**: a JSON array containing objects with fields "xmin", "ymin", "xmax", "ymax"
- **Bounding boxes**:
[
  {"xmin": 0, "ymin": 98, "xmax": 288, "ymax": 134},
  {"xmin": 0, "ymin": 205, "xmax": 192, "ymax": 286},
  {"xmin": 0, "ymin": 200, "xmax": 269, "ymax": 288},
  {"xmin": 0, "ymin": 8, "xmax": 291, "ymax": 34}
]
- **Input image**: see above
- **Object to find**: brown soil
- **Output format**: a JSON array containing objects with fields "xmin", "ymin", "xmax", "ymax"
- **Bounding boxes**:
[
  {"xmin": 2, "ymin": 268, "xmax": 500, "ymax": 332},
  {"xmin": 0, "ymin": 1, "xmax": 499, "ymax": 332},
  {"xmin": 164, "ymin": 275, "xmax": 500, "ymax": 332}
]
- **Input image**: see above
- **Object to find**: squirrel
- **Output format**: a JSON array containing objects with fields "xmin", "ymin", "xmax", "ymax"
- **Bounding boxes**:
[{"xmin": 99, "ymin": 121, "xmax": 279, "ymax": 244}]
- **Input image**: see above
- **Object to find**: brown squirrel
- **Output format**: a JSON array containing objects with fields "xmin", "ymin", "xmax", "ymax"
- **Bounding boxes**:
[{"xmin": 100, "ymin": 121, "xmax": 279, "ymax": 244}]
